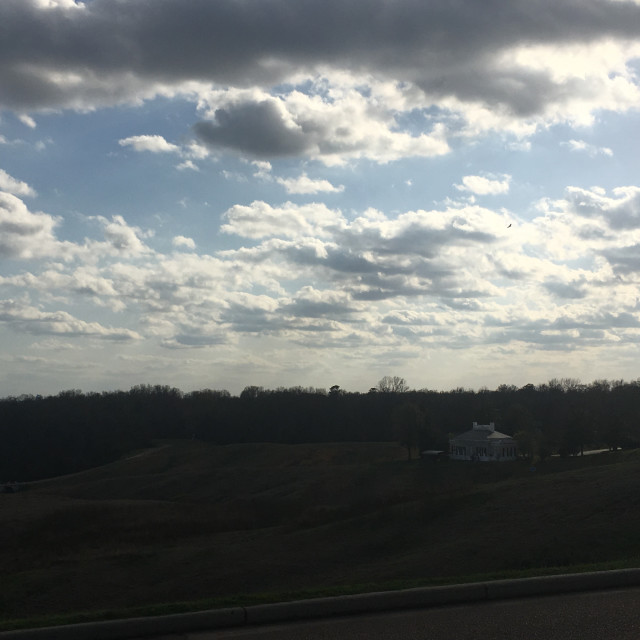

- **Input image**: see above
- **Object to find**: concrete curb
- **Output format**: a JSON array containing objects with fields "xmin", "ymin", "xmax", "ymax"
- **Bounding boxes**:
[
  {"xmin": 0, "ymin": 608, "xmax": 246, "ymax": 640},
  {"xmin": 3, "ymin": 569, "xmax": 640, "ymax": 639}
]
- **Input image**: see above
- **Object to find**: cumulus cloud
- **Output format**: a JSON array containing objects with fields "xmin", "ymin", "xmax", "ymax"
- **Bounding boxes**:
[
  {"xmin": 564, "ymin": 186, "xmax": 640, "ymax": 230},
  {"xmin": 602, "ymin": 243, "xmax": 640, "ymax": 274},
  {"xmin": 4, "ymin": 177, "xmax": 640, "ymax": 382},
  {"xmin": 456, "ymin": 174, "xmax": 511, "ymax": 195},
  {"xmin": 119, "ymin": 134, "xmax": 180, "ymax": 154},
  {"xmin": 0, "ymin": 169, "xmax": 37, "ymax": 197},
  {"xmin": 2, "ymin": 0, "xmax": 639, "ymax": 114},
  {"xmin": 172, "ymin": 235, "xmax": 196, "ymax": 250},
  {"xmin": 516, "ymin": 185, "xmax": 640, "ymax": 271},
  {"xmin": 219, "ymin": 199, "xmax": 509, "ymax": 303},
  {"xmin": 564, "ymin": 139, "xmax": 614, "ymax": 156},
  {"xmin": 0, "ymin": 191, "xmax": 59, "ymax": 258},
  {"xmin": 194, "ymin": 100, "xmax": 312, "ymax": 158},
  {"xmin": 542, "ymin": 278, "xmax": 589, "ymax": 300},
  {"xmin": 32, "ymin": 1, "xmax": 85, "ymax": 10},
  {"xmin": 251, "ymin": 161, "xmax": 272, "ymax": 179},
  {"xmin": 1, "ymin": 193, "xmax": 513, "ymax": 355},
  {"xmin": 279, "ymin": 287, "xmax": 357, "ymax": 320},
  {"xmin": 3, "ymin": 0, "xmax": 637, "ymax": 164},
  {"xmin": 4, "ymin": 2, "xmax": 640, "ymax": 392},
  {"xmin": 99, "ymin": 215, "xmax": 150, "ymax": 254},
  {"xmin": 0, "ymin": 191, "xmax": 161, "ymax": 267},
  {"xmin": 0, "ymin": 299, "xmax": 141, "ymax": 341},
  {"xmin": 221, "ymin": 201, "xmax": 344, "ymax": 239},
  {"xmin": 118, "ymin": 134, "xmax": 209, "ymax": 170},
  {"xmin": 161, "ymin": 333, "xmax": 227, "ymax": 349},
  {"xmin": 18, "ymin": 114, "xmax": 36, "ymax": 128},
  {"xmin": 193, "ymin": 89, "xmax": 450, "ymax": 164},
  {"xmin": 276, "ymin": 173, "xmax": 344, "ymax": 194},
  {"xmin": 176, "ymin": 160, "xmax": 199, "ymax": 171}
]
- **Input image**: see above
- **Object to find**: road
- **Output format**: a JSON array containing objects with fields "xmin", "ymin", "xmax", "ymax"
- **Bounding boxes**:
[{"xmin": 150, "ymin": 587, "xmax": 640, "ymax": 640}]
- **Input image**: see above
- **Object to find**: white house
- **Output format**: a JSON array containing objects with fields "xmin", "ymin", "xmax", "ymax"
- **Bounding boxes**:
[{"xmin": 449, "ymin": 422, "xmax": 518, "ymax": 461}]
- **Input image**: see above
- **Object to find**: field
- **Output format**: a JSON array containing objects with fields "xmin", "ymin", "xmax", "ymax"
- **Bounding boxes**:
[{"xmin": 2, "ymin": 440, "xmax": 640, "ymax": 629}]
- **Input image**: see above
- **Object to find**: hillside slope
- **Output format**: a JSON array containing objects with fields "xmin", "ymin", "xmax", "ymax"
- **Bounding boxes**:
[{"xmin": 1, "ymin": 441, "xmax": 639, "ymax": 622}]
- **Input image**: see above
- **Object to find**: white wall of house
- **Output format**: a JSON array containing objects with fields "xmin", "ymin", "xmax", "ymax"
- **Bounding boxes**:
[{"xmin": 449, "ymin": 422, "xmax": 518, "ymax": 461}]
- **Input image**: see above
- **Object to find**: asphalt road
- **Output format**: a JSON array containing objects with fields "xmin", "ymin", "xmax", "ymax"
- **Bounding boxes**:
[{"xmin": 162, "ymin": 587, "xmax": 640, "ymax": 640}]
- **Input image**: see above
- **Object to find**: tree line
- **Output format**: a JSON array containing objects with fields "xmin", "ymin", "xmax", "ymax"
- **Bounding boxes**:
[{"xmin": 2, "ymin": 376, "xmax": 640, "ymax": 481}]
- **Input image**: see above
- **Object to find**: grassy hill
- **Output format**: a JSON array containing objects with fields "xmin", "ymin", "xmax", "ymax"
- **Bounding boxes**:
[{"xmin": 2, "ymin": 440, "xmax": 640, "ymax": 628}]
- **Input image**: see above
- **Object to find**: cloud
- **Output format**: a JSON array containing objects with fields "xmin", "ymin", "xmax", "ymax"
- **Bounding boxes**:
[
  {"xmin": 0, "ymin": 194, "xmax": 511, "ymax": 353},
  {"xmin": 0, "ymin": 191, "xmax": 60, "ymax": 258},
  {"xmin": 194, "ymin": 89, "xmax": 450, "ymax": 164},
  {"xmin": 276, "ymin": 173, "xmax": 344, "ymax": 194},
  {"xmin": 564, "ymin": 139, "xmax": 613, "ymax": 156},
  {"xmin": 6, "ymin": 177, "xmax": 640, "ymax": 380},
  {"xmin": 221, "ymin": 201, "xmax": 344, "ymax": 240},
  {"xmin": 279, "ymin": 287, "xmax": 357, "ymax": 319},
  {"xmin": 565, "ymin": 186, "xmax": 640, "ymax": 230},
  {"xmin": 0, "ymin": 169, "xmax": 37, "ymax": 197},
  {"xmin": 194, "ymin": 100, "xmax": 312, "ymax": 158},
  {"xmin": 118, "ymin": 134, "xmax": 180, "ymax": 154},
  {"xmin": 601, "ymin": 243, "xmax": 640, "ymax": 275},
  {"xmin": 172, "ymin": 235, "xmax": 196, "ymax": 250},
  {"xmin": 161, "ymin": 333, "xmax": 227, "ymax": 349},
  {"xmin": 456, "ymin": 174, "xmax": 511, "ymax": 195},
  {"xmin": 0, "ymin": 191, "xmax": 160, "ymax": 265},
  {"xmin": 1, "ymin": 0, "xmax": 638, "ymax": 127},
  {"xmin": 485, "ymin": 307, "xmax": 640, "ymax": 352},
  {"xmin": 519, "ymin": 185, "xmax": 640, "ymax": 269},
  {"xmin": 220, "ymin": 200, "xmax": 508, "ymax": 303},
  {"xmin": 18, "ymin": 114, "xmax": 36, "ymax": 128},
  {"xmin": 542, "ymin": 279, "xmax": 588, "ymax": 300},
  {"xmin": 118, "ymin": 134, "xmax": 208, "ymax": 170},
  {"xmin": 2, "ymin": 0, "xmax": 638, "ymax": 170},
  {"xmin": 218, "ymin": 294, "xmax": 282, "ymax": 334},
  {"xmin": 251, "ymin": 161, "xmax": 272, "ymax": 179},
  {"xmin": 176, "ymin": 160, "xmax": 199, "ymax": 171},
  {"xmin": 32, "ymin": 1, "xmax": 85, "ymax": 10},
  {"xmin": 99, "ymin": 215, "xmax": 150, "ymax": 254},
  {"xmin": 0, "ymin": 299, "xmax": 141, "ymax": 341}
]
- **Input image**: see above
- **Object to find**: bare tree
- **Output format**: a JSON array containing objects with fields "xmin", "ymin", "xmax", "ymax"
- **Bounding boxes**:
[{"xmin": 376, "ymin": 375, "xmax": 409, "ymax": 393}]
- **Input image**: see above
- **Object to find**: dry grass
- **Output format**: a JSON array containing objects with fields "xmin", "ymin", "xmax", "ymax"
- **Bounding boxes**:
[{"xmin": 2, "ymin": 441, "xmax": 640, "ymax": 627}]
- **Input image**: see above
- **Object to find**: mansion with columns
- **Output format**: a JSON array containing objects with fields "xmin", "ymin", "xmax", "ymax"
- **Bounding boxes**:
[{"xmin": 449, "ymin": 422, "xmax": 518, "ymax": 461}]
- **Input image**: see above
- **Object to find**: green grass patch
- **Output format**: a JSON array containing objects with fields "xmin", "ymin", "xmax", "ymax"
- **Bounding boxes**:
[
  {"xmin": 3, "ymin": 557, "xmax": 639, "ymax": 632},
  {"xmin": 2, "ymin": 442, "xmax": 640, "ymax": 631}
]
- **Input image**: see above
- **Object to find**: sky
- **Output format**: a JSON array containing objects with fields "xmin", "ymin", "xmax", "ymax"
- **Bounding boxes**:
[{"xmin": 1, "ymin": 0, "xmax": 640, "ymax": 397}]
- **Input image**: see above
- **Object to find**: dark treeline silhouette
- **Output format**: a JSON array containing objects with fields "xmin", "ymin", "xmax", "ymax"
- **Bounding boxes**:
[{"xmin": 2, "ymin": 377, "xmax": 640, "ymax": 481}]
